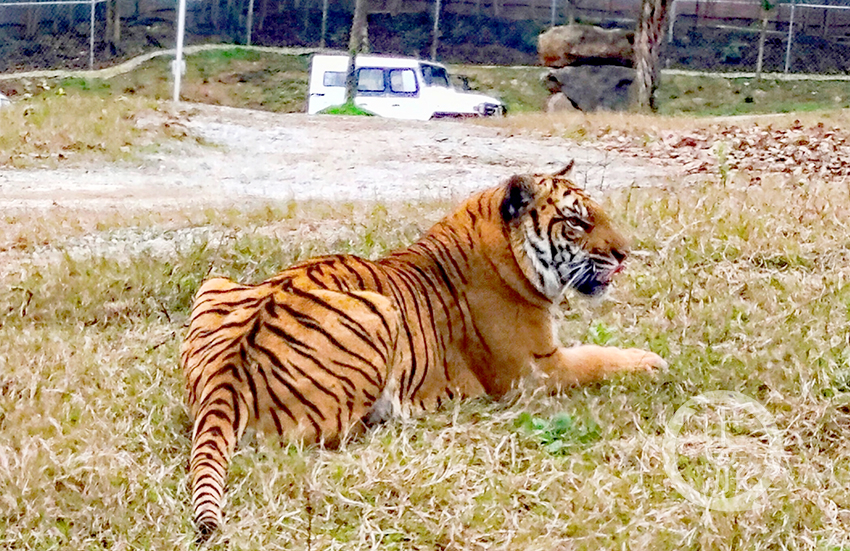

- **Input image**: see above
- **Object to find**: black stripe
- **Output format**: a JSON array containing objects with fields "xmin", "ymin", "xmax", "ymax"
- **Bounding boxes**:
[
  {"xmin": 342, "ymin": 291, "xmax": 395, "ymax": 344},
  {"xmin": 352, "ymin": 258, "xmax": 386, "ymax": 294},
  {"xmin": 254, "ymin": 342, "xmax": 334, "ymax": 418},
  {"xmin": 269, "ymin": 406, "xmax": 284, "ymax": 435},
  {"xmin": 337, "ymin": 260, "xmax": 367, "ymax": 289},
  {"xmin": 382, "ymin": 274, "xmax": 418, "ymax": 400},
  {"xmin": 277, "ymin": 291, "xmax": 387, "ymax": 366},
  {"xmin": 390, "ymin": 270, "xmax": 431, "ymax": 400},
  {"xmin": 330, "ymin": 359, "xmax": 382, "ymax": 389},
  {"xmin": 260, "ymin": 319, "xmax": 360, "ymax": 398},
  {"xmin": 254, "ymin": 364, "xmax": 299, "ymax": 423}
]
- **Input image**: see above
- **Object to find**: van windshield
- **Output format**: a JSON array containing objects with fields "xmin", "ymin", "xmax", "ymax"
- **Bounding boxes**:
[{"xmin": 419, "ymin": 63, "xmax": 451, "ymax": 88}]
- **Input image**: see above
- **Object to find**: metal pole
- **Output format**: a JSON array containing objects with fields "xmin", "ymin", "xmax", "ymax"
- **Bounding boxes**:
[
  {"xmin": 550, "ymin": 0, "xmax": 556, "ymax": 27},
  {"xmin": 430, "ymin": 0, "xmax": 441, "ymax": 61},
  {"xmin": 246, "ymin": 0, "xmax": 254, "ymax": 45},
  {"xmin": 784, "ymin": 0, "xmax": 796, "ymax": 73},
  {"xmin": 667, "ymin": 0, "xmax": 677, "ymax": 43},
  {"xmin": 89, "ymin": 0, "xmax": 95, "ymax": 70},
  {"xmin": 173, "ymin": 0, "xmax": 187, "ymax": 103},
  {"xmin": 320, "ymin": 0, "xmax": 329, "ymax": 47}
]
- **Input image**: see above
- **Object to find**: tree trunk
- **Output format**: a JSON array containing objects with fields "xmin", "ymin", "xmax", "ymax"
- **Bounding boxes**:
[
  {"xmin": 756, "ymin": 1, "xmax": 774, "ymax": 80},
  {"xmin": 431, "ymin": 0, "xmax": 442, "ymax": 61},
  {"xmin": 632, "ymin": 0, "xmax": 670, "ymax": 111},
  {"xmin": 25, "ymin": 6, "xmax": 39, "ymax": 40},
  {"xmin": 258, "ymin": 0, "xmax": 269, "ymax": 32},
  {"xmin": 345, "ymin": 0, "xmax": 369, "ymax": 103},
  {"xmin": 320, "ymin": 0, "xmax": 329, "ymax": 47},
  {"xmin": 109, "ymin": 0, "xmax": 121, "ymax": 45}
]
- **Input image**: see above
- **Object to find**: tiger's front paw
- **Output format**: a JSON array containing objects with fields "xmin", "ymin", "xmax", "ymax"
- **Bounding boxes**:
[{"xmin": 620, "ymin": 348, "xmax": 668, "ymax": 374}]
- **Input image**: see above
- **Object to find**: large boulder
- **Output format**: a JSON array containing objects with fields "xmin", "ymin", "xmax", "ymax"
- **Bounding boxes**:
[
  {"xmin": 538, "ymin": 25, "xmax": 634, "ymax": 68},
  {"xmin": 544, "ymin": 66, "xmax": 635, "ymax": 112}
]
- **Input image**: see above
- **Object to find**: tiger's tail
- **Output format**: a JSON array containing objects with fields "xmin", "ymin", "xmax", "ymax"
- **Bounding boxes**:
[{"xmin": 189, "ymin": 385, "xmax": 245, "ymax": 537}]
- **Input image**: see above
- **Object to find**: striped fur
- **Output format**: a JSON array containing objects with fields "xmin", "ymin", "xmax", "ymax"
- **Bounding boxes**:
[{"xmin": 182, "ymin": 163, "xmax": 667, "ymax": 536}]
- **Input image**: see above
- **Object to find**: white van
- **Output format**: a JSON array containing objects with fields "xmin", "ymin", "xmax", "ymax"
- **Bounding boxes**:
[{"xmin": 307, "ymin": 54, "xmax": 505, "ymax": 121}]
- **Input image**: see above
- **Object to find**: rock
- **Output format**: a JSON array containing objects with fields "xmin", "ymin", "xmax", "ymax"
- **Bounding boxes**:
[
  {"xmin": 538, "ymin": 24, "xmax": 634, "ymax": 68},
  {"xmin": 545, "ymin": 66, "xmax": 635, "ymax": 112},
  {"xmin": 546, "ymin": 92, "xmax": 577, "ymax": 113}
]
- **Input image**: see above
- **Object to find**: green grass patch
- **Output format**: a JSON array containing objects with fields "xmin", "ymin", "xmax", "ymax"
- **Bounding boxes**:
[
  {"xmin": 318, "ymin": 100, "xmax": 375, "ymax": 116},
  {"xmin": 451, "ymin": 65, "xmax": 550, "ymax": 113},
  {"xmin": 657, "ymin": 74, "xmax": 850, "ymax": 116}
]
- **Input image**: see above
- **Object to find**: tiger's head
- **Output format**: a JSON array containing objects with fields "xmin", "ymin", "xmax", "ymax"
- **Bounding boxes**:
[{"xmin": 500, "ymin": 161, "xmax": 629, "ymax": 300}]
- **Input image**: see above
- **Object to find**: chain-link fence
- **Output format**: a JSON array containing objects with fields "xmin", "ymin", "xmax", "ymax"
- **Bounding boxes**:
[
  {"xmin": 1, "ymin": 0, "xmax": 849, "ymax": 75},
  {"xmin": 665, "ymin": 0, "xmax": 850, "ymax": 74}
]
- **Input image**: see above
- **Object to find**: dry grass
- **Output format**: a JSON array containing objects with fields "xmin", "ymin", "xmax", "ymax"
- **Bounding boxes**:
[
  {"xmin": 481, "ymin": 108, "xmax": 850, "ymax": 139},
  {"xmin": 0, "ymin": 91, "xmax": 193, "ymax": 168},
  {"xmin": 3, "ymin": 158, "xmax": 850, "ymax": 549}
]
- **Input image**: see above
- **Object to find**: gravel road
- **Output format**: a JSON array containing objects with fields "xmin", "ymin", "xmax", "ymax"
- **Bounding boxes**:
[{"xmin": 0, "ymin": 104, "xmax": 673, "ymax": 210}]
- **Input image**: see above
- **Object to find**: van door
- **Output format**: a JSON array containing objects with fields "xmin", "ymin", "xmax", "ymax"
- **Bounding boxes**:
[
  {"xmin": 307, "ymin": 55, "xmax": 348, "ymax": 114},
  {"xmin": 355, "ymin": 66, "xmax": 430, "ymax": 120}
]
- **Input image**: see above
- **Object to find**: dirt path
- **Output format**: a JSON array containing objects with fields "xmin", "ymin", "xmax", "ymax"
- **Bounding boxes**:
[{"xmin": 0, "ymin": 104, "xmax": 674, "ymax": 210}]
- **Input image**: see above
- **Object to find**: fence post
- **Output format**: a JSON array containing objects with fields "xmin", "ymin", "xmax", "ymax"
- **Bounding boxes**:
[
  {"xmin": 667, "ymin": 0, "xmax": 677, "ymax": 42},
  {"xmin": 550, "ymin": 0, "xmax": 557, "ymax": 27},
  {"xmin": 173, "ymin": 0, "xmax": 187, "ymax": 102},
  {"xmin": 89, "ymin": 0, "xmax": 95, "ymax": 70},
  {"xmin": 246, "ymin": 0, "xmax": 254, "ymax": 45},
  {"xmin": 784, "ymin": 0, "xmax": 796, "ymax": 73}
]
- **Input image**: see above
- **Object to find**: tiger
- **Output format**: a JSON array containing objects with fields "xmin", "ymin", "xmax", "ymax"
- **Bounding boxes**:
[{"xmin": 181, "ymin": 161, "xmax": 667, "ymax": 537}]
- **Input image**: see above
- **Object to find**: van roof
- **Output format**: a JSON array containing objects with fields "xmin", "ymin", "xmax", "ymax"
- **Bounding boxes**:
[{"xmin": 312, "ymin": 53, "xmax": 448, "ymax": 70}]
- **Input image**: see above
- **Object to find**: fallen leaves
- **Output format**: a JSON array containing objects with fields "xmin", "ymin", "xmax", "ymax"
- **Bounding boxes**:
[{"xmin": 594, "ymin": 120, "xmax": 850, "ymax": 180}]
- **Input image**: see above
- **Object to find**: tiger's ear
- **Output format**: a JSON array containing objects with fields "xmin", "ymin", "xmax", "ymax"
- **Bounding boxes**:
[
  {"xmin": 552, "ymin": 160, "xmax": 575, "ymax": 178},
  {"xmin": 500, "ymin": 174, "xmax": 536, "ymax": 222}
]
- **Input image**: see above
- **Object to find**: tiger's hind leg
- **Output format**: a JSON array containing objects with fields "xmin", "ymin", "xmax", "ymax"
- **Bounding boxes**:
[
  {"xmin": 249, "ymin": 289, "xmax": 402, "ymax": 445},
  {"xmin": 184, "ymin": 286, "xmax": 401, "ymax": 538}
]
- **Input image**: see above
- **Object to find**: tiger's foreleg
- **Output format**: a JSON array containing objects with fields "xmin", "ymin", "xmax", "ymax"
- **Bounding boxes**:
[
  {"xmin": 533, "ymin": 345, "xmax": 667, "ymax": 390},
  {"xmin": 189, "ymin": 386, "xmax": 249, "ymax": 538}
]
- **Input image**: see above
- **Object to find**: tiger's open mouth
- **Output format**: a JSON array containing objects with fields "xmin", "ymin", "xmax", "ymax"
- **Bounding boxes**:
[
  {"xmin": 575, "ymin": 277, "xmax": 608, "ymax": 296},
  {"xmin": 573, "ymin": 262, "xmax": 623, "ymax": 296}
]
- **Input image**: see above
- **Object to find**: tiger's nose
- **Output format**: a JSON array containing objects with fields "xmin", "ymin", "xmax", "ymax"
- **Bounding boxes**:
[{"xmin": 611, "ymin": 248, "xmax": 627, "ymax": 265}]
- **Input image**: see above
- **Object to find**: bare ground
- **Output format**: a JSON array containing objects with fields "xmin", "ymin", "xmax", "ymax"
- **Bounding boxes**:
[{"xmin": 0, "ymin": 104, "xmax": 674, "ymax": 210}]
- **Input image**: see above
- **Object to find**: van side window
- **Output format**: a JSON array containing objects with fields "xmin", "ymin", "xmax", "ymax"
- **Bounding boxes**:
[
  {"xmin": 357, "ymin": 68, "xmax": 385, "ymax": 93},
  {"xmin": 323, "ymin": 71, "xmax": 345, "ymax": 87},
  {"xmin": 388, "ymin": 69, "xmax": 418, "ymax": 96},
  {"xmin": 420, "ymin": 64, "xmax": 450, "ymax": 88}
]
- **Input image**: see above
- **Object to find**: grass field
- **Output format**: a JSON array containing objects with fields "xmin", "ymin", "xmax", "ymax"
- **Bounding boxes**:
[
  {"xmin": 3, "ymin": 165, "xmax": 850, "ymax": 549},
  {"xmin": 2, "ymin": 48, "xmax": 849, "ymax": 117},
  {"xmin": 2, "ymin": 49, "xmax": 850, "ymax": 549}
]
